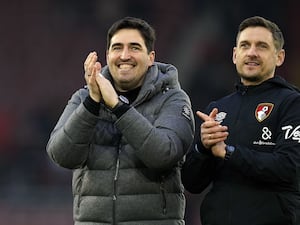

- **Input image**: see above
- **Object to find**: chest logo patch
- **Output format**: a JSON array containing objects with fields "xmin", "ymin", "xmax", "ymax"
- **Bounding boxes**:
[
  {"xmin": 215, "ymin": 112, "xmax": 227, "ymax": 123},
  {"xmin": 255, "ymin": 103, "xmax": 274, "ymax": 122}
]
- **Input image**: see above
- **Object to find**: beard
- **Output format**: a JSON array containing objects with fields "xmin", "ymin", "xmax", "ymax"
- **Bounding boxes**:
[{"xmin": 240, "ymin": 74, "xmax": 262, "ymax": 83}]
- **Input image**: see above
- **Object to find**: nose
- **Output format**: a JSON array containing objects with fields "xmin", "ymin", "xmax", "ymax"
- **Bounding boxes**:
[
  {"xmin": 246, "ymin": 45, "xmax": 258, "ymax": 57},
  {"xmin": 120, "ymin": 47, "xmax": 131, "ymax": 60}
]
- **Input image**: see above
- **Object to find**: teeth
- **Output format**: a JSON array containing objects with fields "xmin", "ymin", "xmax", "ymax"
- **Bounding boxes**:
[
  {"xmin": 246, "ymin": 62, "xmax": 258, "ymax": 66},
  {"xmin": 119, "ymin": 64, "xmax": 132, "ymax": 69}
]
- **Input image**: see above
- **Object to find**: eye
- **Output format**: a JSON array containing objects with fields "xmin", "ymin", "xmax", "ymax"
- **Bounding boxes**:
[
  {"xmin": 131, "ymin": 45, "xmax": 141, "ymax": 51},
  {"xmin": 110, "ymin": 44, "xmax": 123, "ymax": 51},
  {"xmin": 112, "ymin": 46, "xmax": 121, "ymax": 51},
  {"xmin": 240, "ymin": 43, "xmax": 249, "ymax": 49},
  {"xmin": 258, "ymin": 43, "xmax": 268, "ymax": 49}
]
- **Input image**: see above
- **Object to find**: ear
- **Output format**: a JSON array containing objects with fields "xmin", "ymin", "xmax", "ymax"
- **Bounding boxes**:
[
  {"xmin": 148, "ymin": 51, "xmax": 155, "ymax": 66},
  {"xmin": 276, "ymin": 49, "xmax": 285, "ymax": 67},
  {"xmin": 232, "ymin": 47, "xmax": 237, "ymax": 64}
]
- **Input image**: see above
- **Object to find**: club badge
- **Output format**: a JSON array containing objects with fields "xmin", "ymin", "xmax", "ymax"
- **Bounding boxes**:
[
  {"xmin": 215, "ymin": 112, "xmax": 227, "ymax": 123},
  {"xmin": 255, "ymin": 103, "xmax": 274, "ymax": 122}
]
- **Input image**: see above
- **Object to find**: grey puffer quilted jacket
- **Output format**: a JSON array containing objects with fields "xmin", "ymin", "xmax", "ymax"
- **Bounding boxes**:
[{"xmin": 46, "ymin": 62, "xmax": 195, "ymax": 225}]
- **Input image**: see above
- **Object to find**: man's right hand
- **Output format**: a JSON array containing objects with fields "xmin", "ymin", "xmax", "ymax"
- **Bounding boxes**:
[
  {"xmin": 196, "ymin": 108, "xmax": 229, "ymax": 157},
  {"xmin": 84, "ymin": 51, "xmax": 102, "ymax": 102}
]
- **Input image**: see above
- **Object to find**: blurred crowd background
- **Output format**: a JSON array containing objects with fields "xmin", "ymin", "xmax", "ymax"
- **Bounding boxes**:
[{"xmin": 1, "ymin": 0, "xmax": 299, "ymax": 224}]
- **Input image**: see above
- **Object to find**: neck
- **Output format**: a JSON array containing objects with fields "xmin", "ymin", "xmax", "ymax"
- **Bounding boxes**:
[{"xmin": 116, "ymin": 86, "xmax": 141, "ymax": 104}]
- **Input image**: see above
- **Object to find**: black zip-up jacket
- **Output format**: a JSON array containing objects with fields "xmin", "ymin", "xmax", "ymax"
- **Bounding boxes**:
[{"xmin": 182, "ymin": 76, "xmax": 300, "ymax": 225}]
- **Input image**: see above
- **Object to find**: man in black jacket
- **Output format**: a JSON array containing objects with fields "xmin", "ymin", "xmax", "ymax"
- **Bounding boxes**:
[{"xmin": 182, "ymin": 16, "xmax": 300, "ymax": 225}]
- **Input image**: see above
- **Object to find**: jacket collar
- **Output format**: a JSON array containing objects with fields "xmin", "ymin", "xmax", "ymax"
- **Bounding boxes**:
[
  {"xmin": 101, "ymin": 62, "xmax": 180, "ymax": 104},
  {"xmin": 235, "ymin": 75, "xmax": 300, "ymax": 95}
]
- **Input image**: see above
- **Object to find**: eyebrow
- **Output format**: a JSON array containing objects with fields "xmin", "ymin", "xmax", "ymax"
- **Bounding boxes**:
[
  {"xmin": 111, "ymin": 42, "xmax": 143, "ymax": 48},
  {"xmin": 239, "ymin": 40, "xmax": 269, "ymax": 46}
]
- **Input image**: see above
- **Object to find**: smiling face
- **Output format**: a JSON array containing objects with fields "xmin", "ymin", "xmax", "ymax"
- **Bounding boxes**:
[
  {"xmin": 232, "ymin": 26, "xmax": 285, "ymax": 86},
  {"xmin": 106, "ymin": 28, "xmax": 155, "ymax": 92}
]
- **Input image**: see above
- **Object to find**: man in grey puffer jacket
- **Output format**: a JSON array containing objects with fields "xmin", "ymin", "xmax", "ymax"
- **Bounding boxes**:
[{"xmin": 46, "ymin": 17, "xmax": 195, "ymax": 225}]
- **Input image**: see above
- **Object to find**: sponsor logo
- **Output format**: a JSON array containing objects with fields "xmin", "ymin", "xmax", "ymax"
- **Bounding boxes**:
[
  {"xmin": 255, "ymin": 103, "xmax": 274, "ymax": 122},
  {"xmin": 282, "ymin": 125, "xmax": 300, "ymax": 143},
  {"xmin": 253, "ymin": 126, "xmax": 276, "ymax": 146},
  {"xmin": 253, "ymin": 140, "xmax": 276, "ymax": 146}
]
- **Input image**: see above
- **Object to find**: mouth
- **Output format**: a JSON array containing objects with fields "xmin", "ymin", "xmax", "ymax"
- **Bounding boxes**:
[
  {"xmin": 245, "ymin": 61, "xmax": 260, "ymax": 66},
  {"xmin": 118, "ymin": 64, "xmax": 134, "ymax": 70}
]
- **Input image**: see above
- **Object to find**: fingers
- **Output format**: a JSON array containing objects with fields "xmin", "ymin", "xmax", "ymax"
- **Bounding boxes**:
[
  {"xmin": 204, "ymin": 131, "xmax": 228, "ymax": 142},
  {"xmin": 196, "ymin": 108, "xmax": 218, "ymax": 122},
  {"xmin": 84, "ymin": 52, "xmax": 102, "ymax": 83},
  {"xmin": 196, "ymin": 111, "xmax": 211, "ymax": 121},
  {"xmin": 91, "ymin": 62, "xmax": 102, "ymax": 79},
  {"xmin": 84, "ymin": 51, "xmax": 98, "ymax": 77},
  {"xmin": 198, "ymin": 107, "xmax": 228, "ymax": 149},
  {"xmin": 209, "ymin": 108, "xmax": 218, "ymax": 118},
  {"xmin": 201, "ymin": 130, "xmax": 228, "ymax": 149},
  {"xmin": 84, "ymin": 52, "xmax": 97, "ymax": 69},
  {"xmin": 95, "ymin": 73, "xmax": 118, "ymax": 108},
  {"xmin": 83, "ymin": 52, "xmax": 103, "ymax": 102},
  {"xmin": 201, "ymin": 122, "xmax": 228, "ymax": 139},
  {"xmin": 85, "ymin": 64, "xmax": 98, "ymax": 84},
  {"xmin": 201, "ymin": 127, "xmax": 228, "ymax": 140}
]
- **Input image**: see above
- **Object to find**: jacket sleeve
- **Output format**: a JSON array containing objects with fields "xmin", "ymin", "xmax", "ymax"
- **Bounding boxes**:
[
  {"xmin": 115, "ymin": 90, "xmax": 195, "ymax": 171},
  {"xmin": 181, "ymin": 141, "xmax": 217, "ymax": 193},
  {"xmin": 46, "ymin": 88, "xmax": 99, "ymax": 169},
  {"xmin": 228, "ymin": 93, "xmax": 300, "ymax": 190}
]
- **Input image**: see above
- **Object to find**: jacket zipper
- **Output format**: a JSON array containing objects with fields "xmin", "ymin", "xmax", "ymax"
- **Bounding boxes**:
[
  {"xmin": 160, "ymin": 176, "xmax": 167, "ymax": 214},
  {"xmin": 112, "ymin": 145, "xmax": 121, "ymax": 225}
]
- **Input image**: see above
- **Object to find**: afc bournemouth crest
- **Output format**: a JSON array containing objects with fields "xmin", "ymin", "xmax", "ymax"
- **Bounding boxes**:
[{"xmin": 255, "ymin": 103, "xmax": 274, "ymax": 122}]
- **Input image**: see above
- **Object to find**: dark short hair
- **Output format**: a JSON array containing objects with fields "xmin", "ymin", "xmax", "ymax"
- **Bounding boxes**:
[
  {"xmin": 236, "ymin": 16, "xmax": 284, "ymax": 50},
  {"xmin": 106, "ymin": 17, "xmax": 156, "ymax": 53}
]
